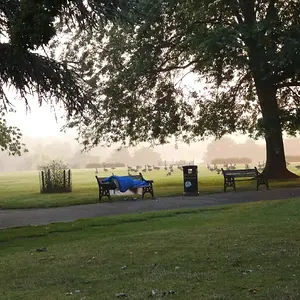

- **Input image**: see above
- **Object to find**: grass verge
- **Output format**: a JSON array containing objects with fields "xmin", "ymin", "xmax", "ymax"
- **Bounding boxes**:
[{"xmin": 1, "ymin": 198, "xmax": 300, "ymax": 299}]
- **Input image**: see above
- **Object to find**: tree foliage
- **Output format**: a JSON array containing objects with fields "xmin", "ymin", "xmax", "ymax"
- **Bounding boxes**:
[
  {"xmin": 0, "ymin": 110, "xmax": 27, "ymax": 155},
  {"xmin": 58, "ymin": 0, "xmax": 300, "ymax": 148},
  {"xmin": 38, "ymin": 158, "xmax": 69, "ymax": 172},
  {"xmin": 0, "ymin": 0, "xmax": 129, "ymax": 155}
]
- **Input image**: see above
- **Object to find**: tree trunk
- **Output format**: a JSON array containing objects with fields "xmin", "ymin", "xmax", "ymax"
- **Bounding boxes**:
[{"xmin": 257, "ymin": 86, "xmax": 298, "ymax": 179}]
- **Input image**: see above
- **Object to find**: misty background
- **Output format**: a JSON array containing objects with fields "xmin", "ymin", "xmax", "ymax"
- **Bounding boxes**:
[
  {"xmin": 2, "ymin": 129, "xmax": 300, "ymax": 172},
  {"xmin": 2, "ymin": 84, "xmax": 300, "ymax": 173},
  {"xmin": 3, "ymin": 133, "xmax": 300, "ymax": 172}
]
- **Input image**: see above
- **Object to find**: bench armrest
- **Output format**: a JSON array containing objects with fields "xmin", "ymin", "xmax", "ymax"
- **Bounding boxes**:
[{"xmin": 144, "ymin": 179, "xmax": 154, "ymax": 183}]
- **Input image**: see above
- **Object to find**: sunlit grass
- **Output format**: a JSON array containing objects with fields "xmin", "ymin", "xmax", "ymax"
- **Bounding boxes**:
[{"xmin": 1, "ymin": 198, "xmax": 300, "ymax": 299}]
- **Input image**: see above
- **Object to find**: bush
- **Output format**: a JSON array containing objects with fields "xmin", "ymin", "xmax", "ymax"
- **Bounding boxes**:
[
  {"xmin": 211, "ymin": 157, "xmax": 252, "ymax": 164},
  {"xmin": 38, "ymin": 159, "xmax": 72, "ymax": 193}
]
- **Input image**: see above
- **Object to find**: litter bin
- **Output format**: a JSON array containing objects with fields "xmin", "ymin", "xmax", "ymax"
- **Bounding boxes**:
[{"xmin": 182, "ymin": 165, "xmax": 198, "ymax": 196}]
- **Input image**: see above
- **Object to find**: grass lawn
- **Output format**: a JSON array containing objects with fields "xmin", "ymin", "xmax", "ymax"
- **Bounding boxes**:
[
  {"xmin": 1, "ymin": 198, "xmax": 300, "ymax": 299},
  {"xmin": 1, "ymin": 165, "xmax": 300, "ymax": 209}
]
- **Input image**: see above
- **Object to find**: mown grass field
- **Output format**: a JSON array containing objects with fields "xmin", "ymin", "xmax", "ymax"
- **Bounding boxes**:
[
  {"xmin": 1, "ymin": 198, "xmax": 300, "ymax": 299},
  {"xmin": 1, "ymin": 165, "xmax": 300, "ymax": 209}
]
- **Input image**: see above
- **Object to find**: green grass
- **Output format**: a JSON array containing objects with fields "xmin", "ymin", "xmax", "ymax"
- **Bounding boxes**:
[
  {"xmin": 1, "ymin": 198, "xmax": 300, "ymax": 299},
  {"xmin": 1, "ymin": 165, "xmax": 300, "ymax": 209}
]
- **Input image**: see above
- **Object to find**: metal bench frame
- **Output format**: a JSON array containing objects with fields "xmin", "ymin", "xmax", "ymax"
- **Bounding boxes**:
[{"xmin": 221, "ymin": 167, "xmax": 269, "ymax": 192}]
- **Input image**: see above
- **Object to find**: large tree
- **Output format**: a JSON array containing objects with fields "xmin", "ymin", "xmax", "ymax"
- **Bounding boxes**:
[
  {"xmin": 0, "ymin": 0, "xmax": 128, "ymax": 155},
  {"xmin": 60, "ymin": 0, "xmax": 300, "ymax": 179}
]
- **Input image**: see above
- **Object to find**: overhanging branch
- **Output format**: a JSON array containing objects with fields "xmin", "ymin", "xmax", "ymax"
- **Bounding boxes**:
[
  {"xmin": 154, "ymin": 59, "xmax": 198, "ymax": 73},
  {"xmin": 228, "ymin": 0, "xmax": 244, "ymax": 24},
  {"xmin": 276, "ymin": 81, "xmax": 300, "ymax": 88},
  {"xmin": 287, "ymin": 86, "xmax": 300, "ymax": 102}
]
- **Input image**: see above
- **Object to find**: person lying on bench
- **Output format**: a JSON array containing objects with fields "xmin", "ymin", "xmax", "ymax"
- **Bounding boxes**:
[{"xmin": 103, "ymin": 175, "xmax": 149, "ymax": 193}]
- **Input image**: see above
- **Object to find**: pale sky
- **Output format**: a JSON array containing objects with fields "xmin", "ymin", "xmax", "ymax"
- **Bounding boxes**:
[{"xmin": 5, "ymin": 97, "xmax": 76, "ymax": 138}]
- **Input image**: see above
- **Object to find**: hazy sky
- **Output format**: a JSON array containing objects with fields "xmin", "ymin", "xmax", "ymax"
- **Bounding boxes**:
[{"xmin": 5, "ymin": 98, "xmax": 75, "ymax": 138}]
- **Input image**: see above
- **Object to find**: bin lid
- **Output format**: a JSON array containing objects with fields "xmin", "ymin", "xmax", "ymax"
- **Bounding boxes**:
[{"xmin": 182, "ymin": 165, "xmax": 198, "ymax": 168}]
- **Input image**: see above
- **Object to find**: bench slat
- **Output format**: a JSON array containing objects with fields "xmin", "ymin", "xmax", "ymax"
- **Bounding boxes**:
[
  {"xmin": 222, "ymin": 168, "xmax": 257, "ymax": 176},
  {"xmin": 222, "ymin": 170, "xmax": 257, "ymax": 177},
  {"xmin": 221, "ymin": 167, "xmax": 269, "ymax": 192}
]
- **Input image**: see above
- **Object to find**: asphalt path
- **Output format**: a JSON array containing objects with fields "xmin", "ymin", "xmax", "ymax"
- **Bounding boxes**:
[{"xmin": 1, "ymin": 186, "xmax": 299, "ymax": 229}]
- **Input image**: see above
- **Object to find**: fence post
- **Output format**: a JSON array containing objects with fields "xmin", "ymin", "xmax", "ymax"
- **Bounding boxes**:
[
  {"xmin": 39, "ymin": 168, "xmax": 72, "ymax": 193},
  {"xmin": 63, "ymin": 170, "xmax": 66, "ymax": 189},
  {"xmin": 41, "ymin": 171, "xmax": 45, "ymax": 193},
  {"xmin": 68, "ymin": 169, "xmax": 71, "ymax": 191},
  {"xmin": 47, "ymin": 169, "xmax": 51, "ymax": 190}
]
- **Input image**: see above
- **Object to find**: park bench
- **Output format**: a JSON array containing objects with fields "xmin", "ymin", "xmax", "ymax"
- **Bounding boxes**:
[
  {"xmin": 221, "ymin": 167, "xmax": 269, "ymax": 192},
  {"xmin": 95, "ymin": 173, "xmax": 154, "ymax": 201}
]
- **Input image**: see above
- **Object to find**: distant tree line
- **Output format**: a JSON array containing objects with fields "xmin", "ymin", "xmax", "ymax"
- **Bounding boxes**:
[
  {"xmin": 204, "ymin": 137, "xmax": 265, "ymax": 163},
  {"xmin": 3, "ymin": 135, "xmax": 300, "ymax": 172},
  {"xmin": 211, "ymin": 157, "xmax": 252, "ymax": 164},
  {"xmin": 86, "ymin": 162, "xmax": 125, "ymax": 168},
  {"xmin": 157, "ymin": 159, "xmax": 194, "ymax": 166},
  {"xmin": 205, "ymin": 137, "xmax": 300, "ymax": 165}
]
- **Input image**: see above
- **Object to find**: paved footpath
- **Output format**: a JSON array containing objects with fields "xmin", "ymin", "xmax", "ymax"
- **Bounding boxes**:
[{"xmin": 1, "ymin": 187, "xmax": 300, "ymax": 229}]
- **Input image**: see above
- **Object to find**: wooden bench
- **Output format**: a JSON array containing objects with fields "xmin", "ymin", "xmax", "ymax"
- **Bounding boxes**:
[
  {"xmin": 95, "ymin": 173, "xmax": 154, "ymax": 201},
  {"xmin": 221, "ymin": 167, "xmax": 269, "ymax": 192}
]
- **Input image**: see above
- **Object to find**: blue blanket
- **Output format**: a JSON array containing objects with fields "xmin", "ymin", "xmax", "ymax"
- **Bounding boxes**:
[{"xmin": 103, "ymin": 175, "xmax": 148, "ymax": 193}]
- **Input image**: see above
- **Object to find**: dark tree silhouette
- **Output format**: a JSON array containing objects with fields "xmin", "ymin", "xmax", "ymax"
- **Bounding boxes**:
[{"xmin": 0, "ymin": 0, "xmax": 128, "ymax": 155}]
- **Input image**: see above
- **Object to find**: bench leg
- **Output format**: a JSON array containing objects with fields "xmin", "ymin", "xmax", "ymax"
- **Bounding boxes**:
[
  {"xmin": 224, "ymin": 177, "xmax": 235, "ymax": 192},
  {"xmin": 142, "ymin": 184, "xmax": 155, "ymax": 199},
  {"xmin": 99, "ymin": 188, "xmax": 111, "ymax": 202},
  {"xmin": 257, "ymin": 178, "xmax": 269, "ymax": 191}
]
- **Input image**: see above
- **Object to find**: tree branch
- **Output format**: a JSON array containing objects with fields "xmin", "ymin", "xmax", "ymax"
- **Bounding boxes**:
[
  {"xmin": 154, "ymin": 59, "xmax": 198, "ymax": 74},
  {"xmin": 175, "ymin": 70, "xmax": 194, "ymax": 86},
  {"xmin": 239, "ymin": 0, "xmax": 256, "ymax": 24},
  {"xmin": 265, "ymin": 0, "xmax": 277, "ymax": 21},
  {"xmin": 287, "ymin": 86, "xmax": 300, "ymax": 102},
  {"xmin": 227, "ymin": 71, "xmax": 252, "ymax": 100},
  {"xmin": 228, "ymin": 0, "xmax": 244, "ymax": 24},
  {"xmin": 276, "ymin": 81, "xmax": 300, "ymax": 88}
]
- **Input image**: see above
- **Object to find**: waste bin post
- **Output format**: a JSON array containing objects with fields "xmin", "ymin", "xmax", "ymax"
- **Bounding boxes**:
[{"xmin": 182, "ymin": 165, "xmax": 199, "ymax": 196}]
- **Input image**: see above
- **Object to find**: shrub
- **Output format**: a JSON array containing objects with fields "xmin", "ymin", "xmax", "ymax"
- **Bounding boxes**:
[{"xmin": 38, "ymin": 159, "xmax": 71, "ymax": 193}]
